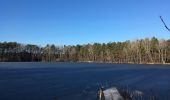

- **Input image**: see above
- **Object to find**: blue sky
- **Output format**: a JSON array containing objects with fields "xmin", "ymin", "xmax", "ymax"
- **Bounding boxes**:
[{"xmin": 0, "ymin": 0, "xmax": 170, "ymax": 46}]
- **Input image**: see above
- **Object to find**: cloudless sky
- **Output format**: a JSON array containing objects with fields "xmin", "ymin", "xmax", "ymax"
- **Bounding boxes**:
[{"xmin": 0, "ymin": 0, "xmax": 170, "ymax": 46}]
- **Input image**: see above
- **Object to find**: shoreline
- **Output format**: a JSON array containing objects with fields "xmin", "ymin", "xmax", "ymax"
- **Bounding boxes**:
[{"xmin": 0, "ymin": 61, "xmax": 170, "ymax": 65}]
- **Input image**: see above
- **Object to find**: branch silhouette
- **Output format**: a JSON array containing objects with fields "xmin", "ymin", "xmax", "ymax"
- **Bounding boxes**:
[{"xmin": 160, "ymin": 16, "xmax": 170, "ymax": 32}]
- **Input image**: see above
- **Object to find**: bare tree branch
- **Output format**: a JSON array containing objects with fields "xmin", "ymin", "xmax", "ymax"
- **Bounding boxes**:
[
  {"xmin": 160, "ymin": 16, "xmax": 170, "ymax": 31},
  {"xmin": 160, "ymin": 16, "xmax": 170, "ymax": 32}
]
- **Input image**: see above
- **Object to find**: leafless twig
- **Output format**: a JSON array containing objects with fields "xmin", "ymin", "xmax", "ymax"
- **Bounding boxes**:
[{"xmin": 160, "ymin": 16, "xmax": 170, "ymax": 32}]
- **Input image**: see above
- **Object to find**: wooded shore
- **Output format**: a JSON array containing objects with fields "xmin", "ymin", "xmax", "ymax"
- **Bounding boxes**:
[{"xmin": 0, "ymin": 37, "xmax": 170, "ymax": 64}]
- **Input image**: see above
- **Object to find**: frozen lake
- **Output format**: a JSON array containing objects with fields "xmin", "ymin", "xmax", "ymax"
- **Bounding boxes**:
[{"xmin": 0, "ymin": 62, "xmax": 170, "ymax": 100}]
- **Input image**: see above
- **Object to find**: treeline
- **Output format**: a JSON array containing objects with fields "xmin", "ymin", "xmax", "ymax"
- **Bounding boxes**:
[{"xmin": 0, "ymin": 37, "xmax": 170, "ymax": 64}]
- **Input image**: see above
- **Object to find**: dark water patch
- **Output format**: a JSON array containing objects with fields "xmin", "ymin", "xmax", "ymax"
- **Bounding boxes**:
[{"xmin": 0, "ymin": 62, "xmax": 170, "ymax": 100}]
